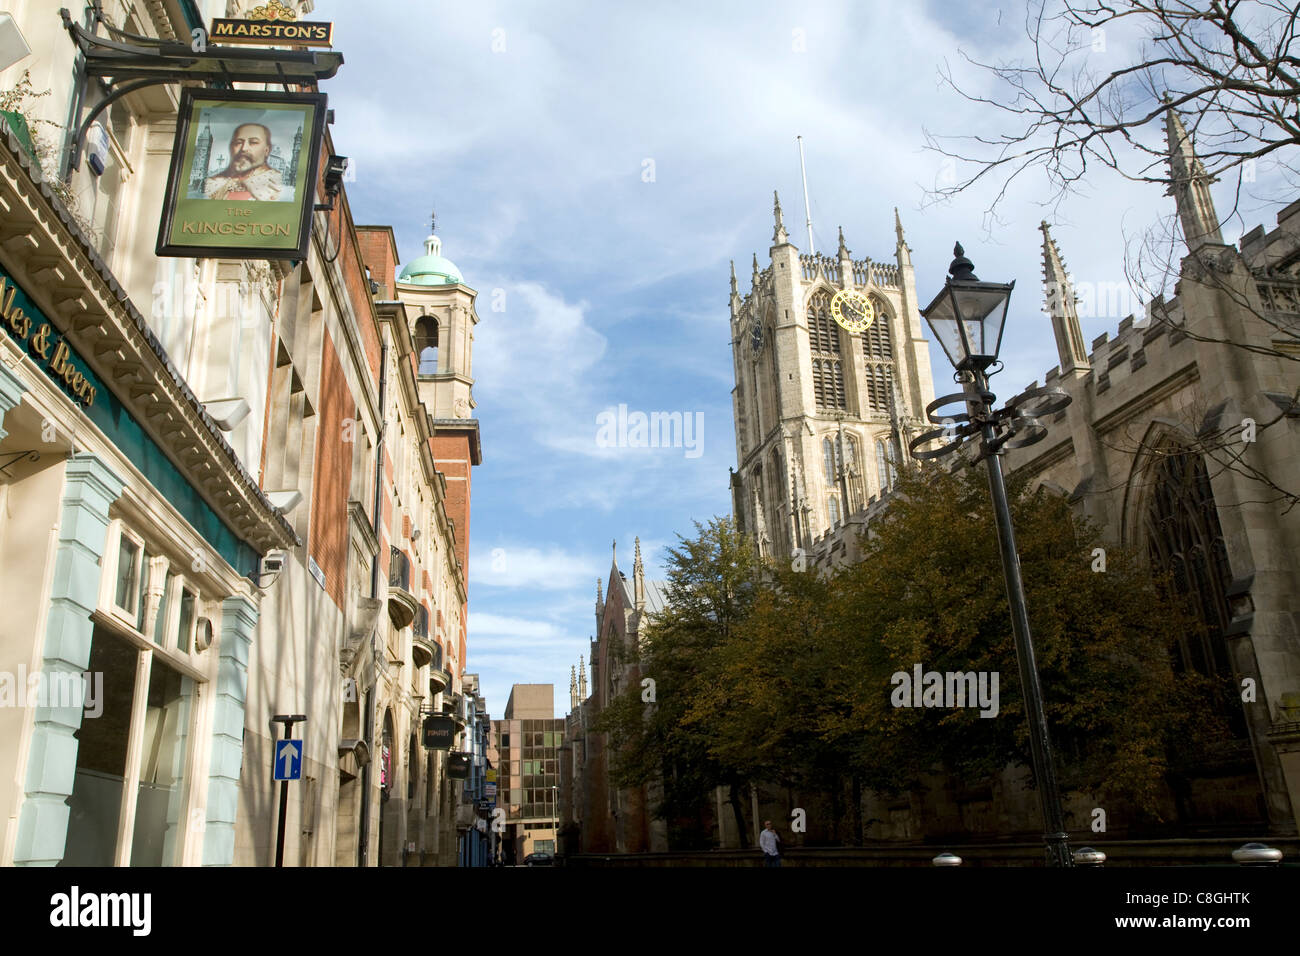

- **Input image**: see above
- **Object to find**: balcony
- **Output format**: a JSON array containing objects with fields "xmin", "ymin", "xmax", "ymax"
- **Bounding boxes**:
[
  {"xmin": 428, "ymin": 643, "xmax": 450, "ymax": 695},
  {"xmin": 443, "ymin": 691, "xmax": 467, "ymax": 728},
  {"xmin": 411, "ymin": 605, "xmax": 435, "ymax": 668},
  {"xmin": 387, "ymin": 547, "xmax": 417, "ymax": 629}
]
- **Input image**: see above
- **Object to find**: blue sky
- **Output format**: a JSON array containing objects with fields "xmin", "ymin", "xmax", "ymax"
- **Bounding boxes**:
[{"xmin": 320, "ymin": 0, "xmax": 1293, "ymax": 718}]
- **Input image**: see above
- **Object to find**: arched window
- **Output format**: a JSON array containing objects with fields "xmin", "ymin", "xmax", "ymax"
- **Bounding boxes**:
[
  {"xmin": 822, "ymin": 437, "xmax": 835, "ymax": 484},
  {"xmin": 1142, "ymin": 442, "xmax": 1245, "ymax": 736},
  {"xmin": 862, "ymin": 296, "xmax": 894, "ymax": 412},
  {"xmin": 877, "ymin": 439, "xmax": 897, "ymax": 493},
  {"xmin": 827, "ymin": 495, "xmax": 841, "ymax": 530},
  {"xmin": 808, "ymin": 291, "xmax": 846, "ymax": 410},
  {"xmin": 415, "ymin": 315, "xmax": 439, "ymax": 375}
]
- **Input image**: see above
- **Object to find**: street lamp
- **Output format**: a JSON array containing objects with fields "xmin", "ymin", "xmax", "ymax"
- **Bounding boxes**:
[{"xmin": 911, "ymin": 243, "xmax": 1075, "ymax": 868}]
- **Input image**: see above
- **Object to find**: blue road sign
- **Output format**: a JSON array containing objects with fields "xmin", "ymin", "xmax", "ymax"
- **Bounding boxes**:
[{"xmin": 273, "ymin": 739, "xmax": 303, "ymax": 781}]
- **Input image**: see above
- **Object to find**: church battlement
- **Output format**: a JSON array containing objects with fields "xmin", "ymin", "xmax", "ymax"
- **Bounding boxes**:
[{"xmin": 798, "ymin": 253, "xmax": 900, "ymax": 287}]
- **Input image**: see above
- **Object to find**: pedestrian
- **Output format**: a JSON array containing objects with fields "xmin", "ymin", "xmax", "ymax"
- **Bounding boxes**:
[{"xmin": 759, "ymin": 819, "xmax": 782, "ymax": 867}]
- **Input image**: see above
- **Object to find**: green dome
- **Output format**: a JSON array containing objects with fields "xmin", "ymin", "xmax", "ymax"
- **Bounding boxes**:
[{"xmin": 398, "ymin": 234, "xmax": 463, "ymax": 286}]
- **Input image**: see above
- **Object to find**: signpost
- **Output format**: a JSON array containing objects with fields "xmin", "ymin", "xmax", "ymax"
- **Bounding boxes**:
[{"xmin": 271, "ymin": 714, "xmax": 307, "ymax": 868}]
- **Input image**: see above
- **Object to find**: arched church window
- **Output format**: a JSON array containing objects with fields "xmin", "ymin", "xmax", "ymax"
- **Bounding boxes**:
[
  {"xmin": 827, "ymin": 495, "xmax": 841, "ymax": 530},
  {"xmin": 415, "ymin": 315, "xmax": 439, "ymax": 375},
  {"xmin": 1142, "ymin": 442, "xmax": 1246, "ymax": 737},
  {"xmin": 862, "ymin": 297, "xmax": 895, "ymax": 412},
  {"xmin": 822, "ymin": 437, "xmax": 835, "ymax": 485},
  {"xmin": 808, "ymin": 291, "xmax": 847, "ymax": 410},
  {"xmin": 877, "ymin": 439, "xmax": 897, "ymax": 493}
]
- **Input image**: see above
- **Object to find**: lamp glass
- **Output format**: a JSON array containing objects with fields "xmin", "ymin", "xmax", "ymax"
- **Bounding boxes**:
[{"xmin": 921, "ymin": 289, "xmax": 966, "ymax": 370}]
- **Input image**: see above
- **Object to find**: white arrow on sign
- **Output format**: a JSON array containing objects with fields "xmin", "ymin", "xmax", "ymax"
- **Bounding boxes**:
[{"xmin": 278, "ymin": 742, "xmax": 300, "ymax": 777}]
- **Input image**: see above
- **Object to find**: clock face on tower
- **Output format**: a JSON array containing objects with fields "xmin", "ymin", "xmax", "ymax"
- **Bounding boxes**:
[{"xmin": 830, "ymin": 289, "xmax": 876, "ymax": 333}]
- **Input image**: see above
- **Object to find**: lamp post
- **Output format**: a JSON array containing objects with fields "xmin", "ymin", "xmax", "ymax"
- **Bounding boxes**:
[{"xmin": 912, "ymin": 243, "xmax": 1075, "ymax": 868}]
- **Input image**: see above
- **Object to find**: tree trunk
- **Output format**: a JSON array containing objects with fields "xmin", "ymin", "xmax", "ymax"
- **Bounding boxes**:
[{"xmin": 728, "ymin": 782, "xmax": 749, "ymax": 849}]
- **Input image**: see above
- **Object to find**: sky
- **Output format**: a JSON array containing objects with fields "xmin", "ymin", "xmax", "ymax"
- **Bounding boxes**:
[{"xmin": 318, "ymin": 0, "xmax": 1294, "ymax": 719}]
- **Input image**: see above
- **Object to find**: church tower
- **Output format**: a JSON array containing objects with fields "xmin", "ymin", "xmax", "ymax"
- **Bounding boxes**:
[{"xmin": 729, "ymin": 195, "xmax": 936, "ymax": 561}]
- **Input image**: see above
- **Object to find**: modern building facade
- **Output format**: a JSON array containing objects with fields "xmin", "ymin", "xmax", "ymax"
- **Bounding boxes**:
[{"xmin": 490, "ymin": 683, "xmax": 562, "ymax": 864}]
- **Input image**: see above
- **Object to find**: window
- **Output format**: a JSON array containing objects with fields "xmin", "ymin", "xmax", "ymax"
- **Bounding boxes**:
[
  {"xmin": 112, "ymin": 526, "xmax": 144, "ymax": 622},
  {"xmin": 862, "ymin": 297, "xmax": 895, "ymax": 412},
  {"xmin": 828, "ymin": 496, "xmax": 841, "ymax": 530},
  {"xmin": 1143, "ymin": 443, "xmax": 1245, "ymax": 736},
  {"xmin": 60, "ymin": 623, "xmax": 197, "ymax": 866},
  {"xmin": 808, "ymin": 291, "xmax": 846, "ymax": 410},
  {"xmin": 822, "ymin": 438, "xmax": 835, "ymax": 484},
  {"xmin": 176, "ymin": 588, "xmax": 197, "ymax": 653},
  {"xmin": 877, "ymin": 439, "xmax": 897, "ymax": 493},
  {"xmin": 415, "ymin": 315, "xmax": 439, "ymax": 375}
]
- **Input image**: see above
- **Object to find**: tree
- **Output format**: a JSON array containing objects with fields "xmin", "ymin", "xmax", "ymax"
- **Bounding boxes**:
[
  {"xmin": 822, "ymin": 465, "xmax": 1230, "ymax": 820},
  {"xmin": 926, "ymin": 1, "xmax": 1300, "ymax": 220}
]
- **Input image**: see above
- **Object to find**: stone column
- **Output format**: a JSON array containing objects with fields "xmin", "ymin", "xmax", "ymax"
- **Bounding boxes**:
[
  {"xmin": 201, "ymin": 594, "xmax": 258, "ymax": 865},
  {"xmin": 13, "ymin": 453, "xmax": 124, "ymax": 866}
]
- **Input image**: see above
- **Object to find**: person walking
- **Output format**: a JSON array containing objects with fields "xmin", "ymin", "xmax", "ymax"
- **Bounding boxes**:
[{"xmin": 759, "ymin": 819, "xmax": 782, "ymax": 867}]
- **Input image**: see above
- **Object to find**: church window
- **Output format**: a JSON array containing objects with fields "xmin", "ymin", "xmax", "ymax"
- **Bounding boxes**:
[
  {"xmin": 809, "ymin": 292, "xmax": 847, "ymax": 410},
  {"xmin": 1142, "ymin": 442, "xmax": 1245, "ymax": 736},
  {"xmin": 827, "ymin": 495, "xmax": 841, "ymax": 530},
  {"xmin": 862, "ymin": 297, "xmax": 895, "ymax": 412},
  {"xmin": 822, "ymin": 437, "xmax": 835, "ymax": 484},
  {"xmin": 877, "ymin": 439, "xmax": 897, "ymax": 493}
]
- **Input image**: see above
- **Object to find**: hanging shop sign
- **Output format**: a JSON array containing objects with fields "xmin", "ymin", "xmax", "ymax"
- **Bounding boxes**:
[
  {"xmin": 446, "ymin": 752, "xmax": 471, "ymax": 779},
  {"xmin": 209, "ymin": 0, "xmax": 334, "ymax": 47},
  {"xmin": 423, "ymin": 716, "xmax": 456, "ymax": 750},
  {"xmin": 156, "ymin": 88, "xmax": 327, "ymax": 261}
]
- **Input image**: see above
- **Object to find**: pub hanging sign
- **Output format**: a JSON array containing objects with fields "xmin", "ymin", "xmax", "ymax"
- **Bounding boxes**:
[{"xmin": 156, "ymin": 88, "xmax": 327, "ymax": 261}]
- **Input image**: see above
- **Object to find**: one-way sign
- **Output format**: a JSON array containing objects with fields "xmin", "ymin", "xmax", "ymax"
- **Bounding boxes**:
[{"xmin": 274, "ymin": 739, "xmax": 303, "ymax": 781}]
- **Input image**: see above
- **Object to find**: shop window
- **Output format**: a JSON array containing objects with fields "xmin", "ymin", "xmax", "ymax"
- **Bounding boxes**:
[{"xmin": 60, "ymin": 625, "xmax": 196, "ymax": 866}]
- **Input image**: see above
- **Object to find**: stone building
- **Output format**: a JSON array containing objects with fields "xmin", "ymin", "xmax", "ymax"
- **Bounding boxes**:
[
  {"xmin": 561, "ymin": 539, "xmax": 669, "ymax": 854},
  {"xmin": 728, "ymin": 193, "xmax": 937, "ymax": 569},
  {"xmin": 996, "ymin": 105, "xmax": 1300, "ymax": 837},
  {"xmin": 717, "ymin": 106, "xmax": 1300, "ymax": 848}
]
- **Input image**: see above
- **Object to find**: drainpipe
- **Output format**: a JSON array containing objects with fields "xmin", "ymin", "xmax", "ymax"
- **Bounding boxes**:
[{"xmin": 358, "ymin": 339, "xmax": 388, "ymax": 866}]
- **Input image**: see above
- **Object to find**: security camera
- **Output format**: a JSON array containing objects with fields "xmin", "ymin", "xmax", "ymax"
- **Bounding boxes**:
[{"xmin": 254, "ymin": 550, "xmax": 289, "ymax": 586}]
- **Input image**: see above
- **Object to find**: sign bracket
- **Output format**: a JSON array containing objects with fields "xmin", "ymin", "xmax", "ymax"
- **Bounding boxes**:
[{"xmin": 59, "ymin": 1, "xmax": 342, "ymax": 173}]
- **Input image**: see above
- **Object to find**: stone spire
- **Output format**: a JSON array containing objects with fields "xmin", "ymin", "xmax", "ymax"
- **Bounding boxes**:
[
  {"xmin": 1164, "ymin": 99, "xmax": 1223, "ymax": 251},
  {"xmin": 751, "ymin": 252, "xmax": 760, "ymax": 292},
  {"xmin": 729, "ymin": 259, "xmax": 740, "ymax": 318},
  {"xmin": 596, "ymin": 577, "xmax": 604, "ymax": 619},
  {"xmin": 578, "ymin": 655, "xmax": 588, "ymax": 698},
  {"xmin": 1039, "ymin": 222, "xmax": 1090, "ymax": 376},
  {"xmin": 837, "ymin": 225, "xmax": 849, "ymax": 260},
  {"xmin": 633, "ymin": 536, "xmax": 645, "ymax": 611},
  {"xmin": 894, "ymin": 207, "xmax": 912, "ymax": 268},
  {"xmin": 773, "ymin": 190, "xmax": 789, "ymax": 245},
  {"xmin": 570, "ymin": 665, "xmax": 578, "ymax": 709}
]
